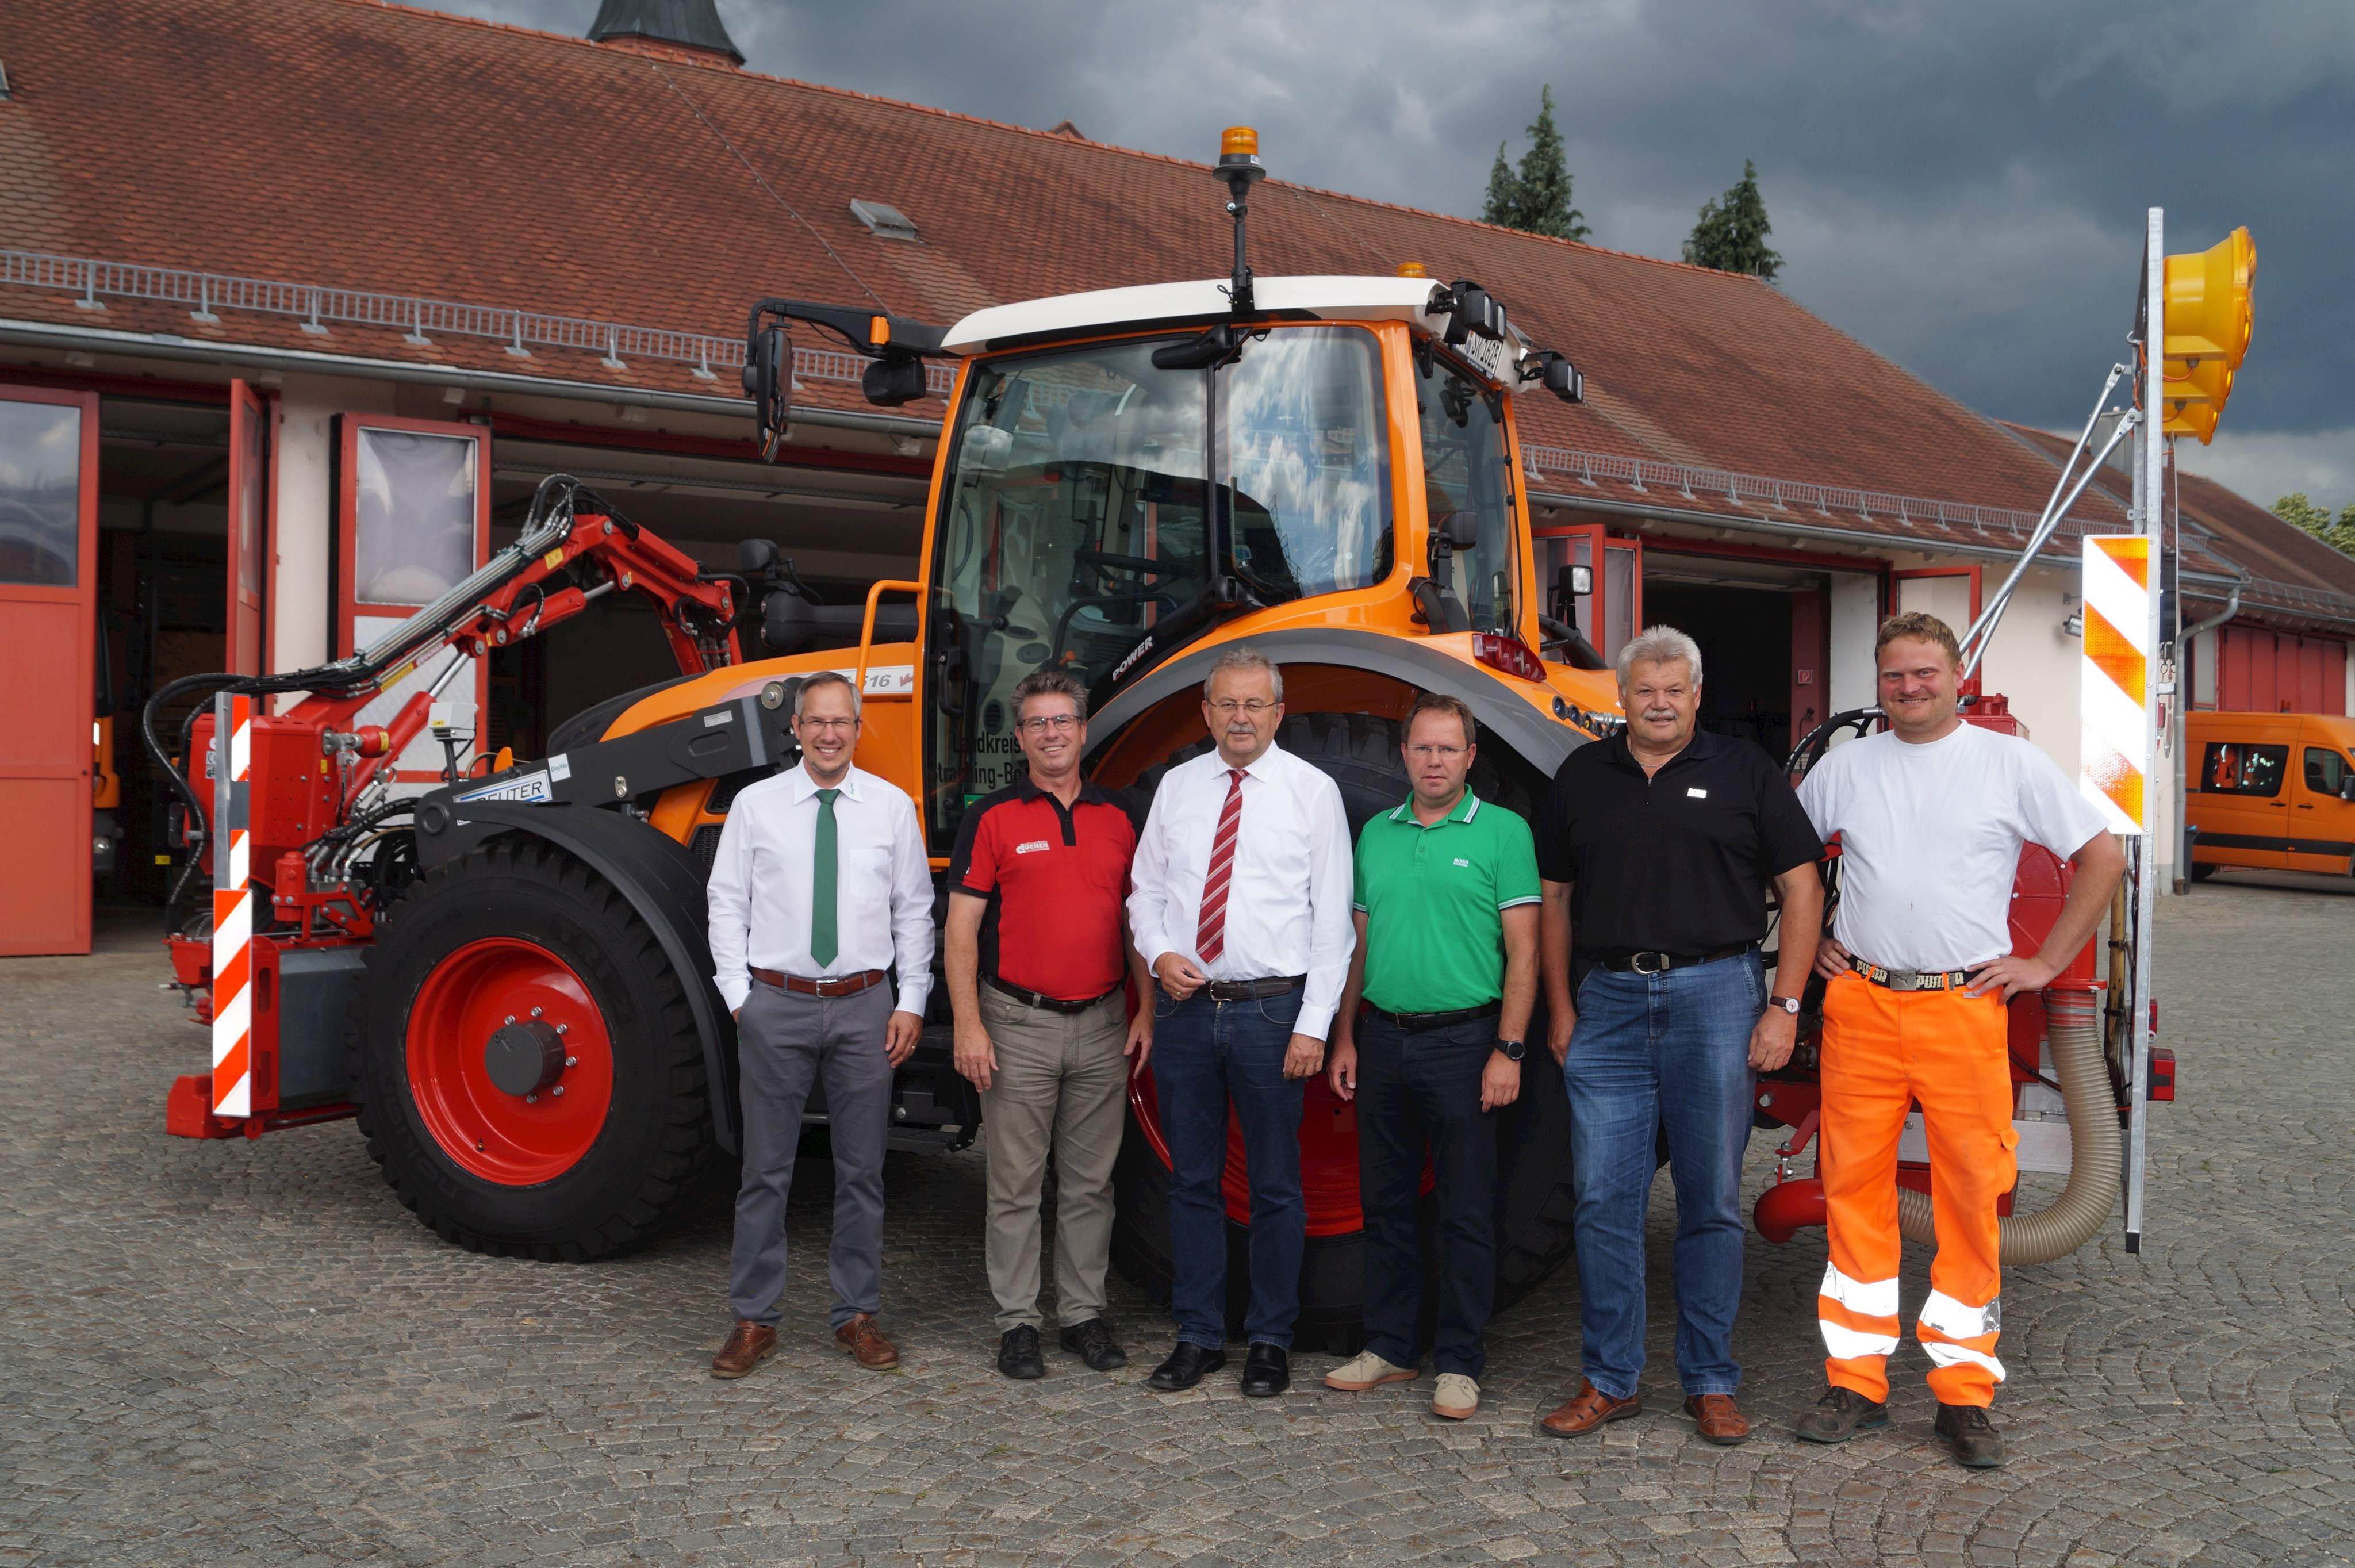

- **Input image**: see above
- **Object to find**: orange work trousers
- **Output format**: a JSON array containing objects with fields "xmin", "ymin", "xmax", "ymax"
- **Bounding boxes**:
[{"xmin": 1815, "ymin": 971, "xmax": 2015, "ymax": 1407}]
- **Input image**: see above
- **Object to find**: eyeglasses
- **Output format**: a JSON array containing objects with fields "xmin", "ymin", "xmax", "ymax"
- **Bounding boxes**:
[
  {"xmin": 796, "ymin": 716, "xmax": 858, "ymax": 732},
  {"xmin": 1019, "ymin": 714, "xmax": 1080, "ymax": 734},
  {"xmin": 1207, "ymin": 699, "xmax": 1277, "ymax": 716},
  {"xmin": 1407, "ymin": 744, "xmax": 1466, "ymax": 761}
]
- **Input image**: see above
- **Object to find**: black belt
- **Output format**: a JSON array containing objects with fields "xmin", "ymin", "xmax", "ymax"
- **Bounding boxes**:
[
  {"xmin": 1363, "ymin": 999, "xmax": 1501, "ymax": 1034},
  {"xmin": 988, "ymin": 977, "xmax": 1122, "ymax": 1015},
  {"xmin": 1590, "ymin": 943, "xmax": 1753, "ymax": 975},
  {"xmin": 1203, "ymin": 974, "xmax": 1306, "ymax": 1002}
]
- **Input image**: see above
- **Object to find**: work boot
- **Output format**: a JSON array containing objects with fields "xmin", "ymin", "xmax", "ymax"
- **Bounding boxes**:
[
  {"xmin": 1793, "ymin": 1385, "xmax": 1889, "ymax": 1444},
  {"xmin": 1934, "ymin": 1402, "xmax": 2007, "ymax": 1468},
  {"xmin": 996, "ymin": 1325, "xmax": 1044, "ymax": 1380},
  {"xmin": 1324, "ymin": 1349, "xmax": 1419, "ymax": 1392},
  {"xmin": 1058, "ymin": 1318, "xmax": 1127, "ymax": 1371},
  {"xmin": 709, "ymin": 1320, "xmax": 776, "ymax": 1379},
  {"xmin": 834, "ymin": 1312, "xmax": 900, "ymax": 1370},
  {"xmin": 1538, "ymin": 1379, "xmax": 1642, "ymax": 1437}
]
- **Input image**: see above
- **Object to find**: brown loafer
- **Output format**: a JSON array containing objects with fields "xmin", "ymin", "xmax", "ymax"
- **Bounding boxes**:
[
  {"xmin": 834, "ymin": 1312, "xmax": 900, "ymax": 1370},
  {"xmin": 710, "ymin": 1320, "xmax": 777, "ymax": 1379},
  {"xmin": 1539, "ymin": 1379, "xmax": 1642, "ymax": 1437},
  {"xmin": 1684, "ymin": 1393, "xmax": 1750, "ymax": 1445}
]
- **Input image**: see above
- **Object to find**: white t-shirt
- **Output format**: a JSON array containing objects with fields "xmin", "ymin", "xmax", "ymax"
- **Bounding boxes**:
[{"xmin": 1796, "ymin": 723, "xmax": 2107, "ymax": 972}]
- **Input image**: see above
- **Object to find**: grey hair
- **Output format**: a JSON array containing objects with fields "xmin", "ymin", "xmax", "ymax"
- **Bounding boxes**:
[
  {"xmin": 1616, "ymin": 625, "xmax": 1703, "ymax": 689},
  {"xmin": 793, "ymin": 669, "xmax": 862, "ymax": 721},
  {"xmin": 1202, "ymin": 644, "xmax": 1284, "ymax": 703}
]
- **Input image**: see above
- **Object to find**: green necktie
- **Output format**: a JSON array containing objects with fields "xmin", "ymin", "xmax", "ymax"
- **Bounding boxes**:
[{"xmin": 810, "ymin": 788, "xmax": 840, "ymax": 967}]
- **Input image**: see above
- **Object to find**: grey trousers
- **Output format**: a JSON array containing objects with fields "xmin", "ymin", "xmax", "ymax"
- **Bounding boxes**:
[
  {"xmin": 729, "ymin": 979, "xmax": 895, "ymax": 1329},
  {"xmin": 979, "ymin": 986, "xmax": 1129, "ymax": 1332}
]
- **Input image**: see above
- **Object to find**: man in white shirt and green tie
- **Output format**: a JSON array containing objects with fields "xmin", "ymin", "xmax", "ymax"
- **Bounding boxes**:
[{"xmin": 705, "ymin": 670, "xmax": 935, "ymax": 1379}]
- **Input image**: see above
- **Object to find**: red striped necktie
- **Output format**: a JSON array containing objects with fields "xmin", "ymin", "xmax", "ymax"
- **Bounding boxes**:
[{"xmin": 1194, "ymin": 768, "xmax": 1246, "ymax": 963}]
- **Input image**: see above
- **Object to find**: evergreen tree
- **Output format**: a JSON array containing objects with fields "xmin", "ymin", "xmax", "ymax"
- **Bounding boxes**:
[
  {"xmin": 1683, "ymin": 159, "xmax": 1783, "ymax": 282},
  {"xmin": 1479, "ymin": 87, "xmax": 1591, "ymax": 241},
  {"xmin": 2272, "ymin": 492, "xmax": 2355, "ymax": 556}
]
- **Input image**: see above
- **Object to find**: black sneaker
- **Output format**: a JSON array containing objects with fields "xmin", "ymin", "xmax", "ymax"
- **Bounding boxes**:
[
  {"xmin": 996, "ymin": 1325, "xmax": 1045, "ymax": 1381},
  {"xmin": 1793, "ymin": 1385, "xmax": 1889, "ymax": 1444},
  {"xmin": 1934, "ymin": 1402, "xmax": 2005, "ymax": 1468},
  {"xmin": 1059, "ymin": 1317, "xmax": 1128, "ymax": 1371}
]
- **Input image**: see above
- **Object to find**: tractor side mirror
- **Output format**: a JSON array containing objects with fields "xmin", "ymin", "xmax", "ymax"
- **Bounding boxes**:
[
  {"xmin": 742, "ymin": 325, "xmax": 791, "ymax": 455},
  {"xmin": 1436, "ymin": 509, "xmax": 1482, "ymax": 551}
]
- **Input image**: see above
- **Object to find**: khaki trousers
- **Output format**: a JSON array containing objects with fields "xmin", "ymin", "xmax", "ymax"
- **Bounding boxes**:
[{"xmin": 979, "ymin": 985, "xmax": 1129, "ymax": 1332}]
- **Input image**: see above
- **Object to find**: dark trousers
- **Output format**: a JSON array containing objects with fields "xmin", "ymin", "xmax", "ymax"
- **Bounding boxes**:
[
  {"xmin": 1150, "ymin": 984, "xmax": 1307, "ymax": 1350},
  {"xmin": 728, "ymin": 979, "xmax": 895, "ymax": 1330},
  {"xmin": 1356, "ymin": 1010, "xmax": 1500, "ymax": 1379}
]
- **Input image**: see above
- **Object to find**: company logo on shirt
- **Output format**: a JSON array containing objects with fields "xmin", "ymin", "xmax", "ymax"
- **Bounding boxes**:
[
  {"xmin": 1687, "ymin": 787, "xmax": 1709, "ymax": 799},
  {"xmin": 1453, "ymin": 857, "xmax": 1470, "ymax": 867},
  {"xmin": 1014, "ymin": 839, "xmax": 1052, "ymax": 854}
]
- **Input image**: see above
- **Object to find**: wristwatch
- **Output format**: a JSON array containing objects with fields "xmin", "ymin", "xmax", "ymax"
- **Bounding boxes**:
[
  {"xmin": 1766, "ymin": 995, "xmax": 1801, "ymax": 1015},
  {"xmin": 1495, "ymin": 1038, "xmax": 1527, "ymax": 1061}
]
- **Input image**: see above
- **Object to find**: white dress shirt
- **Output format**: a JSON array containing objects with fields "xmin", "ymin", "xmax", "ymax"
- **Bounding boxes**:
[
  {"xmin": 707, "ymin": 762, "xmax": 936, "ymax": 1017},
  {"xmin": 1126, "ymin": 740, "xmax": 1356, "ymax": 1041}
]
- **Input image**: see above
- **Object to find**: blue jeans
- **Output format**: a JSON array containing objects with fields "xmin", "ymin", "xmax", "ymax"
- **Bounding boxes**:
[
  {"xmin": 1566, "ymin": 951, "xmax": 1762, "ymax": 1399},
  {"xmin": 1150, "ymin": 985, "xmax": 1307, "ymax": 1350}
]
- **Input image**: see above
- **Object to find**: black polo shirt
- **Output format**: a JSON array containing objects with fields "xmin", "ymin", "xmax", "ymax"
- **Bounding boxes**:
[
  {"xmin": 947, "ymin": 776, "xmax": 1140, "ymax": 1002},
  {"xmin": 1536, "ymin": 727, "xmax": 1823, "ymax": 957}
]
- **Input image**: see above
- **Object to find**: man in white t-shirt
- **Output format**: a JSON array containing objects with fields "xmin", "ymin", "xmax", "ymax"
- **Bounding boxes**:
[{"xmin": 1791, "ymin": 612, "xmax": 2123, "ymax": 1469}]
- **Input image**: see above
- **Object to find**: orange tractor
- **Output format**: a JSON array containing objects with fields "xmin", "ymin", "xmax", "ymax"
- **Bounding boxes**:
[{"xmin": 155, "ymin": 131, "xmax": 2161, "ymax": 1339}]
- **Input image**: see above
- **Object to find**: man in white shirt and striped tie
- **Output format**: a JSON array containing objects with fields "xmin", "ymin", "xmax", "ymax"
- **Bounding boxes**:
[{"xmin": 1126, "ymin": 645, "xmax": 1355, "ymax": 1397}]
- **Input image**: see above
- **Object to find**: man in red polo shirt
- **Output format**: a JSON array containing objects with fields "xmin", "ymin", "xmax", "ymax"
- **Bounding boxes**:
[{"xmin": 948, "ymin": 669, "xmax": 1153, "ymax": 1380}]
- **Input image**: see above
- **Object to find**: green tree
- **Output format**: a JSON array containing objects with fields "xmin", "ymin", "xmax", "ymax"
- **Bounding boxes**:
[
  {"xmin": 2272, "ymin": 492, "xmax": 2355, "ymax": 556},
  {"xmin": 1480, "ymin": 86, "xmax": 1591, "ymax": 241},
  {"xmin": 1683, "ymin": 159, "xmax": 1783, "ymax": 282}
]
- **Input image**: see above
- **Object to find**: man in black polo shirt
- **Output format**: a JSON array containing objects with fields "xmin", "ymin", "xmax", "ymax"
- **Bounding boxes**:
[
  {"xmin": 947, "ymin": 669, "xmax": 1152, "ymax": 1380},
  {"xmin": 1535, "ymin": 626, "xmax": 1824, "ymax": 1446}
]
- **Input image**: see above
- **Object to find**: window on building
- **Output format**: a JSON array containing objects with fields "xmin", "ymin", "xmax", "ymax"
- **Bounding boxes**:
[{"xmin": 2200, "ymin": 742, "xmax": 2287, "ymax": 796}]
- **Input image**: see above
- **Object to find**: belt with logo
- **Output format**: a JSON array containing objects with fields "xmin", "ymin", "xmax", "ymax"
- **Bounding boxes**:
[
  {"xmin": 1593, "ymin": 942, "xmax": 1752, "ymax": 975},
  {"xmin": 1203, "ymin": 974, "xmax": 1307, "ymax": 1002},
  {"xmin": 752, "ymin": 967, "xmax": 888, "ymax": 998},
  {"xmin": 1363, "ymin": 999, "xmax": 1502, "ymax": 1034},
  {"xmin": 1848, "ymin": 956, "xmax": 1976, "ymax": 992},
  {"xmin": 989, "ymin": 977, "xmax": 1122, "ymax": 1015}
]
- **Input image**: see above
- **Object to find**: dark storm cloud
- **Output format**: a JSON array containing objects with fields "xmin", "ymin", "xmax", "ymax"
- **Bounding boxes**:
[{"xmin": 437, "ymin": 1, "xmax": 2353, "ymax": 494}]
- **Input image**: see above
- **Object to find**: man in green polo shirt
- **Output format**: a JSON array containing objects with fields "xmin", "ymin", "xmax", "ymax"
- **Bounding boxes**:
[{"xmin": 1324, "ymin": 692, "xmax": 1540, "ymax": 1421}]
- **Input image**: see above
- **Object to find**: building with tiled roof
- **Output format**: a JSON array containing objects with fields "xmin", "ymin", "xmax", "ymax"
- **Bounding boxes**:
[{"xmin": 1, "ymin": 0, "xmax": 2346, "ymax": 945}]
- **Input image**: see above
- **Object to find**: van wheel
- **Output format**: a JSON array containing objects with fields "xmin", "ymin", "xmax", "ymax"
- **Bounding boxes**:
[
  {"xmin": 1110, "ymin": 712, "xmax": 1577, "ymax": 1348},
  {"xmin": 2188, "ymin": 862, "xmax": 2217, "ymax": 883}
]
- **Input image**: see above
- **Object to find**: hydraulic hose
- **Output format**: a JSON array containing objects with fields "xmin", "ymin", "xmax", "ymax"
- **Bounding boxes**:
[{"xmin": 1894, "ymin": 987, "xmax": 2122, "ymax": 1265}]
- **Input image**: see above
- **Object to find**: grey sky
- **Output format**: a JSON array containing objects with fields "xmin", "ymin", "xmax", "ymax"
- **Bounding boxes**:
[{"xmin": 433, "ymin": 0, "xmax": 2355, "ymax": 510}]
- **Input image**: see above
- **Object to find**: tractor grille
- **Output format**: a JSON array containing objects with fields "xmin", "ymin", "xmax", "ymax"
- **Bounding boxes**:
[
  {"xmin": 705, "ymin": 766, "xmax": 768, "ymax": 816},
  {"xmin": 691, "ymin": 824, "xmax": 724, "ymax": 883}
]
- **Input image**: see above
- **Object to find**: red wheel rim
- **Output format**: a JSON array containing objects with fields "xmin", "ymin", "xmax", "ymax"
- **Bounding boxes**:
[
  {"xmin": 405, "ymin": 937, "xmax": 615, "ymax": 1184},
  {"xmin": 1128, "ymin": 1056, "xmax": 1429, "ymax": 1239}
]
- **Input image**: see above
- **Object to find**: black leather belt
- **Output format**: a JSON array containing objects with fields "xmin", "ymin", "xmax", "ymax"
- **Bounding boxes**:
[
  {"xmin": 1204, "ymin": 974, "xmax": 1306, "ymax": 1002},
  {"xmin": 988, "ymin": 977, "xmax": 1121, "ymax": 1015},
  {"xmin": 1363, "ymin": 999, "xmax": 1501, "ymax": 1034},
  {"xmin": 1592, "ymin": 943, "xmax": 1752, "ymax": 975}
]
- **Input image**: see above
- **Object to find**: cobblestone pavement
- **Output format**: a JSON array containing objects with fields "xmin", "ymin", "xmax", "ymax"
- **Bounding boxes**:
[{"xmin": 5, "ymin": 879, "xmax": 2352, "ymax": 1568}]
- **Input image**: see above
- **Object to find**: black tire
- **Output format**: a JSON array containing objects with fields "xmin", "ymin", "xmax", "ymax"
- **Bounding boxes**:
[
  {"xmin": 1109, "ymin": 711, "xmax": 1577, "ymax": 1350},
  {"xmin": 2188, "ymin": 861, "xmax": 2217, "ymax": 882},
  {"xmin": 348, "ymin": 836, "xmax": 714, "ymax": 1260}
]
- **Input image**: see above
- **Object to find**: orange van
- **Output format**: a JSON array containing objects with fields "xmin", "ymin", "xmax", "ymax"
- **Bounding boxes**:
[{"xmin": 2187, "ymin": 711, "xmax": 2355, "ymax": 877}]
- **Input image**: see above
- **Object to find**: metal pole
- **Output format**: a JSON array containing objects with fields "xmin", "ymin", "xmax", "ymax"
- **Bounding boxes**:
[{"xmin": 2125, "ymin": 206, "xmax": 2163, "ymax": 1253}]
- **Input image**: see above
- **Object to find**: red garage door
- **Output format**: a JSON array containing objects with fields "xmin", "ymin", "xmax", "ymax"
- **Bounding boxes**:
[{"xmin": 2217, "ymin": 626, "xmax": 2347, "ymax": 715}]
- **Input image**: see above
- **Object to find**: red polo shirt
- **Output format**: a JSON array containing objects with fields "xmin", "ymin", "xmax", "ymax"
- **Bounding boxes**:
[{"xmin": 948, "ymin": 777, "xmax": 1139, "ymax": 1002}]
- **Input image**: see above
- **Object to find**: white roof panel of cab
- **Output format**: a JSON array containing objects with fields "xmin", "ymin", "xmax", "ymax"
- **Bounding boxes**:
[{"xmin": 939, "ymin": 275, "xmax": 1451, "ymax": 355}]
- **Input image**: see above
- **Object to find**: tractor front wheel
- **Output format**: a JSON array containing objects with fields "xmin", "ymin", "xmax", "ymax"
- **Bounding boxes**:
[{"xmin": 349, "ymin": 836, "xmax": 714, "ymax": 1259}]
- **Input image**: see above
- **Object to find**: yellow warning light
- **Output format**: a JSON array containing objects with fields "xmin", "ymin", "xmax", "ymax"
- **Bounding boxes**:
[
  {"xmin": 1221, "ymin": 126, "xmax": 1259, "ymax": 159},
  {"xmin": 2159, "ymin": 226, "xmax": 2255, "ymax": 445},
  {"xmin": 1397, "ymin": 262, "xmax": 1429, "ymax": 278}
]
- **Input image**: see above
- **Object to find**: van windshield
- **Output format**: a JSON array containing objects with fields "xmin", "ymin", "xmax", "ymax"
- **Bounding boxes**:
[{"xmin": 923, "ymin": 327, "xmax": 1391, "ymax": 841}]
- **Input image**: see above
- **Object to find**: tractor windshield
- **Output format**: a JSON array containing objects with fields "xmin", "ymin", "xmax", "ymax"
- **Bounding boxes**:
[
  {"xmin": 925, "ymin": 327, "xmax": 1390, "ymax": 840},
  {"xmin": 1416, "ymin": 348, "xmax": 1520, "ymax": 635}
]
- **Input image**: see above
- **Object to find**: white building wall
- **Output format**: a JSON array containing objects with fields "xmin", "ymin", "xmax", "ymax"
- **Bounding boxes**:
[
  {"xmin": 1827, "ymin": 572, "xmax": 1880, "ymax": 743},
  {"xmin": 1976, "ymin": 566, "xmax": 2082, "ymax": 779}
]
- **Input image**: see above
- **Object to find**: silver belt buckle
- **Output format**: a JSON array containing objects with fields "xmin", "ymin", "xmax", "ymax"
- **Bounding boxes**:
[{"xmin": 1632, "ymin": 950, "xmax": 1669, "ymax": 975}]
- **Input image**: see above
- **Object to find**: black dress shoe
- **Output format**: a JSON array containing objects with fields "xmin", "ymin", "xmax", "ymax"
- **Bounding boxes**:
[
  {"xmin": 996, "ymin": 1325, "xmax": 1045, "ymax": 1380},
  {"xmin": 1240, "ymin": 1342, "xmax": 1290, "ymax": 1398},
  {"xmin": 1146, "ymin": 1341, "xmax": 1226, "ymax": 1391},
  {"xmin": 1059, "ymin": 1317, "xmax": 1128, "ymax": 1371}
]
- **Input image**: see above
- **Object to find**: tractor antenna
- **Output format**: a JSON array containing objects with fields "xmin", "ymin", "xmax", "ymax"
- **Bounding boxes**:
[{"xmin": 1213, "ymin": 126, "xmax": 1267, "ymax": 316}]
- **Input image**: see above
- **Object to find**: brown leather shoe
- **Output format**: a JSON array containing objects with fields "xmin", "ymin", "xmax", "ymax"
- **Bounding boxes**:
[
  {"xmin": 1684, "ymin": 1393, "xmax": 1750, "ymax": 1445},
  {"xmin": 710, "ymin": 1320, "xmax": 776, "ymax": 1379},
  {"xmin": 1538, "ymin": 1379, "xmax": 1642, "ymax": 1437},
  {"xmin": 834, "ymin": 1312, "xmax": 900, "ymax": 1370}
]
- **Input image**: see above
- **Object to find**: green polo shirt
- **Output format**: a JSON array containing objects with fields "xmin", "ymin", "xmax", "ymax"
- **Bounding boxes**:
[{"xmin": 1353, "ymin": 791, "xmax": 1543, "ymax": 1014}]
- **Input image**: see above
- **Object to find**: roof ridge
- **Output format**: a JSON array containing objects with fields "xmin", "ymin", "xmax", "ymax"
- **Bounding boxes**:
[{"xmin": 339, "ymin": 0, "xmax": 1744, "ymax": 285}]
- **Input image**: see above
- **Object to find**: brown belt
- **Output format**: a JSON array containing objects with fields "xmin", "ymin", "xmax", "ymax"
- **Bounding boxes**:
[{"xmin": 751, "ymin": 967, "xmax": 888, "ymax": 998}]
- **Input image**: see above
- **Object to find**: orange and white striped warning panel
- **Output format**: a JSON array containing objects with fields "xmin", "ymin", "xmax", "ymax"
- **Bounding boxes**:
[
  {"xmin": 210, "ymin": 692, "xmax": 254, "ymax": 1119},
  {"xmin": 2078, "ymin": 535, "xmax": 2151, "ymax": 835}
]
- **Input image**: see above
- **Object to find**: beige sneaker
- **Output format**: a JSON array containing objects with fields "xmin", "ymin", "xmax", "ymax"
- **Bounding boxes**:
[
  {"xmin": 1432, "ymin": 1373, "xmax": 1480, "ymax": 1420},
  {"xmin": 1324, "ymin": 1350, "xmax": 1418, "ymax": 1391}
]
